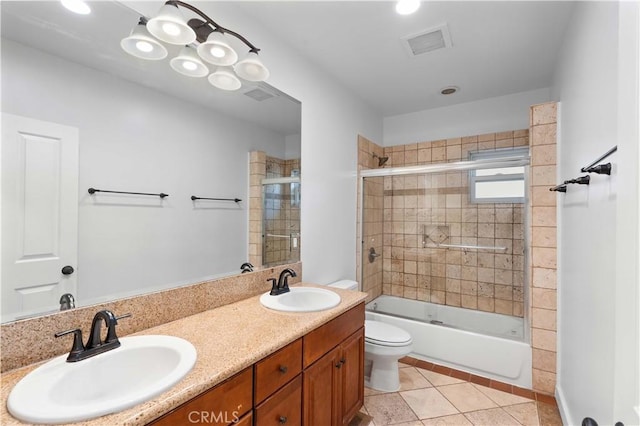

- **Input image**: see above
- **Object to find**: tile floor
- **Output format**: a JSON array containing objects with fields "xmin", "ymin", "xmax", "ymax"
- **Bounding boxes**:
[{"xmin": 360, "ymin": 363, "xmax": 563, "ymax": 425}]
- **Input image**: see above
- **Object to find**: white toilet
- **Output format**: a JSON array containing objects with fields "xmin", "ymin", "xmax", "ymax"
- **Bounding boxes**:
[{"xmin": 329, "ymin": 280, "xmax": 413, "ymax": 392}]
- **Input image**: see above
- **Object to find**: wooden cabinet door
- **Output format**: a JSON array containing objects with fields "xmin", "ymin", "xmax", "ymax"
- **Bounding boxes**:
[
  {"xmin": 255, "ymin": 375, "xmax": 302, "ymax": 426},
  {"xmin": 303, "ymin": 346, "xmax": 341, "ymax": 426},
  {"xmin": 339, "ymin": 328, "xmax": 364, "ymax": 425}
]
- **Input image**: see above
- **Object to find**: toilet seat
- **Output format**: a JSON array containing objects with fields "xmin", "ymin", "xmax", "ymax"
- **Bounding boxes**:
[{"xmin": 365, "ymin": 320, "xmax": 412, "ymax": 347}]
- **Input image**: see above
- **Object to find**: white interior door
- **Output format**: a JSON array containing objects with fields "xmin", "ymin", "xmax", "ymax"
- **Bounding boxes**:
[{"xmin": 1, "ymin": 113, "xmax": 79, "ymax": 321}]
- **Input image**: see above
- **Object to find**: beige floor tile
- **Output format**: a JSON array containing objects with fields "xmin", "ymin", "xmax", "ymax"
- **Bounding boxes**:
[
  {"xmin": 365, "ymin": 386, "xmax": 387, "ymax": 396},
  {"xmin": 536, "ymin": 402, "xmax": 562, "ymax": 426},
  {"xmin": 437, "ymin": 383, "xmax": 498, "ymax": 413},
  {"xmin": 365, "ymin": 393, "xmax": 419, "ymax": 425},
  {"xmin": 417, "ymin": 369, "xmax": 465, "ymax": 386},
  {"xmin": 472, "ymin": 384, "xmax": 533, "ymax": 406},
  {"xmin": 422, "ymin": 414, "xmax": 473, "ymax": 425},
  {"xmin": 390, "ymin": 422, "xmax": 424, "ymax": 426},
  {"xmin": 503, "ymin": 402, "xmax": 540, "ymax": 426},
  {"xmin": 400, "ymin": 367, "xmax": 433, "ymax": 391},
  {"xmin": 463, "ymin": 407, "xmax": 521, "ymax": 425},
  {"xmin": 400, "ymin": 388, "xmax": 459, "ymax": 419}
]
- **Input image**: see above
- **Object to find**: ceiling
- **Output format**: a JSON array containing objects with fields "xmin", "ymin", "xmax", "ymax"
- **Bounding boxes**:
[
  {"xmin": 0, "ymin": 1, "xmax": 301, "ymax": 136},
  {"xmin": 1, "ymin": 1, "xmax": 576, "ymax": 123},
  {"xmin": 234, "ymin": 1, "xmax": 575, "ymax": 116}
]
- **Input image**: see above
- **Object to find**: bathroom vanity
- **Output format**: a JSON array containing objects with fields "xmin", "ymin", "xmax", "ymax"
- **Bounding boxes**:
[
  {"xmin": 0, "ymin": 284, "xmax": 366, "ymax": 426},
  {"xmin": 151, "ymin": 304, "xmax": 364, "ymax": 425}
]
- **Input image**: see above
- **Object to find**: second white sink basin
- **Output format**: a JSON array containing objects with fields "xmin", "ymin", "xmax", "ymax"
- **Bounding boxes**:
[
  {"xmin": 260, "ymin": 287, "xmax": 341, "ymax": 312},
  {"xmin": 7, "ymin": 335, "xmax": 197, "ymax": 424}
]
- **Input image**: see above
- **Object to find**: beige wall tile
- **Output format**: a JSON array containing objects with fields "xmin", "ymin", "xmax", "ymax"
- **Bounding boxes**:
[
  {"xmin": 531, "ymin": 206, "xmax": 557, "ymax": 227},
  {"xmin": 532, "ymin": 288, "xmax": 557, "ymax": 310},
  {"xmin": 532, "ymin": 307, "xmax": 557, "ymax": 331},
  {"xmin": 446, "ymin": 145, "xmax": 462, "ymax": 160},
  {"xmin": 532, "ymin": 328, "xmax": 557, "ymax": 352},
  {"xmin": 478, "ymin": 132, "xmax": 496, "ymax": 142},
  {"xmin": 531, "ymin": 124, "xmax": 557, "ymax": 146},
  {"xmin": 432, "ymin": 147, "xmax": 446, "ymax": 162},
  {"xmin": 495, "ymin": 138, "xmax": 514, "ymax": 149},
  {"xmin": 532, "ymin": 144, "xmax": 557, "ymax": 166},
  {"xmin": 532, "ymin": 369, "xmax": 556, "ymax": 394},
  {"xmin": 532, "ymin": 186, "xmax": 557, "ymax": 207},
  {"xmin": 531, "ymin": 102, "xmax": 557, "ymax": 126},
  {"xmin": 532, "ymin": 247, "xmax": 557, "ymax": 269},
  {"xmin": 532, "ymin": 227, "xmax": 557, "ymax": 248},
  {"xmin": 531, "ymin": 165, "xmax": 557, "ymax": 186},
  {"xmin": 532, "ymin": 267, "xmax": 557, "ymax": 289}
]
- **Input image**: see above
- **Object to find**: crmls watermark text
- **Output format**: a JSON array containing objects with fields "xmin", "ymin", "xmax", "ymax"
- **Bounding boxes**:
[{"xmin": 188, "ymin": 410, "xmax": 241, "ymax": 424}]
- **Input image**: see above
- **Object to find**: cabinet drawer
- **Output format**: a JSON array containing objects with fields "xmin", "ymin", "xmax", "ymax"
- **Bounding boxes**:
[
  {"xmin": 149, "ymin": 367, "xmax": 252, "ymax": 425},
  {"xmin": 255, "ymin": 338, "xmax": 302, "ymax": 404},
  {"xmin": 255, "ymin": 374, "xmax": 302, "ymax": 426},
  {"xmin": 303, "ymin": 303, "xmax": 365, "ymax": 368}
]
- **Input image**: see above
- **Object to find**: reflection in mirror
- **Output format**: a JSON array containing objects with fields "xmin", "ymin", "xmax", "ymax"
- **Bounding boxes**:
[
  {"xmin": 247, "ymin": 153, "xmax": 301, "ymax": 268},
  {"xmin": 0, "ymin": 1, "xmax": 301, "ymax": 323}
]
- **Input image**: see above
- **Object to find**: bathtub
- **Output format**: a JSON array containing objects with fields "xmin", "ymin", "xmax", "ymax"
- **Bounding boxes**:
[{"xmin": 366, "ymin": 295, "xmax": 532, "ymax": 388}]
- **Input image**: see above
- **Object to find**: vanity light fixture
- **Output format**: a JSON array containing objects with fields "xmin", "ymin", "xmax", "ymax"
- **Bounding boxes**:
[
  {"xmin": 170, "ymin": 45, "xmax": 208, "ymax": 77},
  {"xmin": 121, "ymin": 20, "xmax": 168, "ymax": 60},
  {"xmin": 121, "ymin": 0, "xmax": 269, "ymax": 91}
]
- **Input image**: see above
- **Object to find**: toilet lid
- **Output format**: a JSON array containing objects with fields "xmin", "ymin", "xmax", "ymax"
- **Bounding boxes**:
[{"xmin": 365, "ymin": 320, "xmax": 412, "ymax": 346}]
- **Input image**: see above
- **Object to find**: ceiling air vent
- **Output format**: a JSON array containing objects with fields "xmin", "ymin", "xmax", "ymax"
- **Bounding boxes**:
[
  {"xmin": 243, "ymin": 87, "xmax": 276, "ymax": 102},
  {"xmin": 401, "ymin": 23, "xmax": 452, "ymax": 57}
]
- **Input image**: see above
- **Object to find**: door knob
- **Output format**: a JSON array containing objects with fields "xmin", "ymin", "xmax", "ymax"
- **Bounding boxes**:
[{"xmin": 61, "ymin": 265, "xmax": 75, "ymax": 275}]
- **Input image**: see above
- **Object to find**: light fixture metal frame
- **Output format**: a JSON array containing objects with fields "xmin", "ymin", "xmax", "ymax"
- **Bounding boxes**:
[{"xmin": 165, "ymin": 0, "xmax": 261, "ymax": 54}]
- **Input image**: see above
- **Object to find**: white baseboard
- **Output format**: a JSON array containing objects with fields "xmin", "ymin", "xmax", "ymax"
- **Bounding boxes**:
[{"xmin": 555, "ymin": 385, "xmax": 571, "ymax": 426}]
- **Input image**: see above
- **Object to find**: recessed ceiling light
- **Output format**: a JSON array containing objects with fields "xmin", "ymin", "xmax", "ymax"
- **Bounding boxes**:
[
  {"xmin": 60, "ymin": 0, "xmax": 91, "ymax": 15},
  {"xmin": 396, "ymin": 0, "xmax": 420, "ymax": 15},
  {"xmin": 440, "ymin": 86, "xmax": 459, "ymax": 95}
]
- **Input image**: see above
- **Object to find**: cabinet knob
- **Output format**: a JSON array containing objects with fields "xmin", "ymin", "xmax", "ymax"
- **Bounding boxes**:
[
  {"xmin": 340, "ymin": 357, "xmax": 346, "ymax": 364},
  {"xmin": 61, "ymin": 265, "xmax": 75, "ymax": 275},
  {"xmin": 278, "ymin": 365, "xmax": 288, "ymax": 374},
  {"xmin": 335, "ymin": 362, "xmax": 342, "ymax": 369},
  {"xmin": 279, "ymin": 416, "xmax": 287, "ymax": 424}
]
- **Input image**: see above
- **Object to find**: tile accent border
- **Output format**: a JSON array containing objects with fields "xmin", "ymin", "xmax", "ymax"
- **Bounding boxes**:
[{"xmin": 399, "ymin": 356, "xmax": 558, "ymax": 407}]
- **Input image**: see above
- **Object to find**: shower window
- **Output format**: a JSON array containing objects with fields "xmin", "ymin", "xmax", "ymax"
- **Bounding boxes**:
[{"xmin": 468, "ymin": 148, "xmax": 528, "ymax": 204}]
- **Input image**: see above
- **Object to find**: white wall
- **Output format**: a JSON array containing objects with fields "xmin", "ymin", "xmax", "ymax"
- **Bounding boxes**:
[
  {"xmin": 552, "ymin": 2, "xmax": 639, "ymax": 425},
  {"xmin": 383, "ymin": 88, "xmax": 551, "ymax": 146},
  {"xmin": 198, "ymin": 3, "xmax": 384, "ymax": 284},
  {"xmin": 2, "ymin": 39, "xmax": 287, "ymax": 304},
  {"xmin": 285, "ymin": 134, "xmax": 301, "ymax": 160}
]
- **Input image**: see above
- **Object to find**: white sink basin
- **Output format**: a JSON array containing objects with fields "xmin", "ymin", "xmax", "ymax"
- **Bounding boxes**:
[
  {"xmin": 260, "ymin": 287, "xmax": 341, "ymax": 312},
  {"xmin": 7, "ymin": 335, "xmax": 197, "ymax": 424}
]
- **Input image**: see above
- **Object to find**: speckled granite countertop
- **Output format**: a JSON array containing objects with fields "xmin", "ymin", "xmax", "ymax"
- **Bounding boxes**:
[{"xmin": 0, "ymin": 284, "xmax": 367, "ymax": 425}]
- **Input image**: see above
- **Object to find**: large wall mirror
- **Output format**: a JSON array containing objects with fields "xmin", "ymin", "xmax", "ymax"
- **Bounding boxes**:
[{"xmin": 0, "ymin": 1, "xmax": 302, "ymax": 323}]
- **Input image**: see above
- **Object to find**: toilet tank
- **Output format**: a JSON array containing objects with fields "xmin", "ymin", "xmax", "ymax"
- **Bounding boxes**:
[{"xmin": 329, "ymin": 280, "xmax": 358, "ymax": 291}]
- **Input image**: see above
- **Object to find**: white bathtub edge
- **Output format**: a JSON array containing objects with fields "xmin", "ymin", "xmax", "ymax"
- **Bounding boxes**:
[{"xmin": 367, "ymin": 310, "xmax": 532, "ymax": 389}]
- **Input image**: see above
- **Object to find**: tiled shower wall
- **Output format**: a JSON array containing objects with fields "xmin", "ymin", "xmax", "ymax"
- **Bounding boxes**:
[
  {"xmin": 381, "ymin": 173, "xmax": 526, "ymax": 316},
  {"xmin": 358, "ymin": 117, "xmax": 558, "ymax": 396},
  {"xmin": 381, "ymin": 131, "xmax": 528, "ymax": 316},
  {"xmin": 248, "ymin": 152, "xmax": 300, "ymax": 267},
  {"xmin": 357, "ymin": 136, "xmax": 385, "ymax": 303}
]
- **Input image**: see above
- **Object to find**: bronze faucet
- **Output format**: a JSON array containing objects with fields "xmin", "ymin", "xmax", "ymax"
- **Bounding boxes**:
[{"xmin": 55, "ymin": 310, "xmax": 131, "ymax": 362}]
